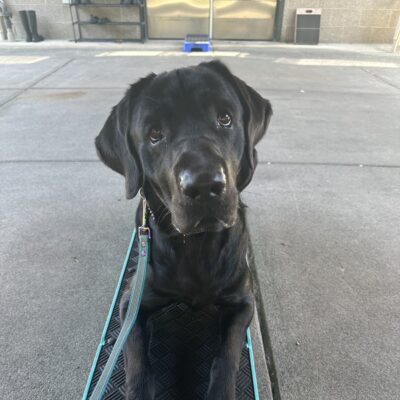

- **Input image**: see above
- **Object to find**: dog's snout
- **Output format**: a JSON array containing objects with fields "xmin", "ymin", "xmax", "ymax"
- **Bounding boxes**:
[{"xmin": 179, "ymin": 169, "xmax": 226, "ymax": 201}]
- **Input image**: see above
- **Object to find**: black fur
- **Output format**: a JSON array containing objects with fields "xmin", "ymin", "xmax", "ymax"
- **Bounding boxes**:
[{"xmin": 95, "ymin": 61, "xmax": 272, "ymax": 400}]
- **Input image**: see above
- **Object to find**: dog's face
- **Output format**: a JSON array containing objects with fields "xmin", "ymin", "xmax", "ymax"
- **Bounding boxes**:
[{"xmin": 95, "ymin": 61, "xmax": 272, "ymax": 235}]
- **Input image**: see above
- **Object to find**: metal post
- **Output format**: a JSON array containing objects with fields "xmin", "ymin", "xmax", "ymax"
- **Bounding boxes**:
[
  {"xmin": 69, "ymin": 4, "xmax": 77, "ymax": 42},
  {"xmin": 76, "ymin": 4, "xmax": 82, "ymax": 41},
  {"xmin": 274, "ymin": 0, "xmax": 285, "ymax": 42},
  {"xmin": 394, "ymin": 16, "xmax": 400, "ymax": 53},
  {"xmin": 143, "ymin": 1, "xmax": 148, "ymax": 41},
  {"xmin": 208, "ymin": 0, "xmax": 213, "ymax": 40},
  {"xmin": 0, "ymin": 0, "xmax": 14, "ymax": 41}
]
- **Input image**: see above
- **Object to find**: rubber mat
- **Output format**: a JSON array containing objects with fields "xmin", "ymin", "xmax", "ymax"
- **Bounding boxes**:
[{"xmin": 83, "ymin": 230, "xmax": 259, "ymax": 400}]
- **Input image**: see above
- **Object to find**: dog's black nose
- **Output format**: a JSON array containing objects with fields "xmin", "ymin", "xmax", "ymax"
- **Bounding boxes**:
[{"xmin": 179, "ymin": 169, "xmax": 226, "ymax": 201}]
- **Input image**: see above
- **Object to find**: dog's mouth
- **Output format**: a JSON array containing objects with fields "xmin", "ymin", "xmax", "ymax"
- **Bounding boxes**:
[
  {"xmin": 167, "ymin": 188, "xmax": 239, "ymax": 236},
  {"xmin": 172, "ymin": 216, "xmax": 235, "ymax": 236},
  {"xmin": 194, "ymin": 217, "xmax": 230, "ymax": 233}
]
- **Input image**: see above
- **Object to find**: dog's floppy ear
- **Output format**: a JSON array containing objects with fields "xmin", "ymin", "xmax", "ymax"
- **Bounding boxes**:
[
  {"xmin": 200, "ymin": 60, "xmax": 272, "ymax": 190},
  {"xmin": 95, "ymin": 74, "xmax": 156, "ymax": 199}
]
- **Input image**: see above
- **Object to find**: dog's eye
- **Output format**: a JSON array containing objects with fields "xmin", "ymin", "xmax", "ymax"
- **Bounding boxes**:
[
  {"xmin": 217, "ymin": 112, "xmax": 232, "ymax": 128},
  {"xmin": 149, "ymin": 127, "xmax": 163, "ymax": 144}
]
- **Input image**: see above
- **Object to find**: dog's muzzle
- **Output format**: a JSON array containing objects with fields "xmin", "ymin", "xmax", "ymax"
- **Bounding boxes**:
[
  {"xmin": 179, "ymin": 167, "xmax": 226, "ymax": 203},
  {"xmin": 170, "ymin": 165, "xmax": 237, "ymax": 235}
]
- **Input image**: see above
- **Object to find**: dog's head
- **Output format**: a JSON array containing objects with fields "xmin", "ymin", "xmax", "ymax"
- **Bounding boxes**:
[{"xmin": 95, "ymin": 61, "xmax": 272, "ymax": 235}]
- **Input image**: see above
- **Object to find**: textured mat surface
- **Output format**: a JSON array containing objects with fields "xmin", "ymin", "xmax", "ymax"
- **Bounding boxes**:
[{"xmin": 85, "ymin": 236, "xmax": 256, "ymax": 400}]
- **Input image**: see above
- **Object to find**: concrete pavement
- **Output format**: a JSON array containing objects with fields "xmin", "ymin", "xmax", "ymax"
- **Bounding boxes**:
[{"xmin": 0, "ymin": 41, "xmax": 399, "ymax": 400}]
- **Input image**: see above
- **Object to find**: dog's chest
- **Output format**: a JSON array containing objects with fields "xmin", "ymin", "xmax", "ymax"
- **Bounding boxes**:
[
  {"xmin": 149, "ymin": 238, "xmax": 234, "ymax": 307},
  {"xmin": 152, "ymin": 255, "xmax": 224, "ymax": 306}
]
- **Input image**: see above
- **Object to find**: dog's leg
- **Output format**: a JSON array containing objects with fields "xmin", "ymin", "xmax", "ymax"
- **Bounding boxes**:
[
  {"xmin": 206, "ymin": 297, "xmax": 254, "ymax": 400},
  {"xmin": 119, "ymin": 290, "xmax": 154, "ymax": 400}
]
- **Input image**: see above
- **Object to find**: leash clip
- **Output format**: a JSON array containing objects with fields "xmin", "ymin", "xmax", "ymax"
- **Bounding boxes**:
[
  {"xmin": 139, "ymin": 190, "xmax": 151, "ymax": 238},
  {"xmin": 138, "ymin": 226, "xmax": 151, "ymax": 238}
]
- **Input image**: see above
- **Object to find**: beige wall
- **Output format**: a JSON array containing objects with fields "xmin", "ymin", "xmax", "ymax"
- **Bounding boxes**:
[{"xmin": 281, "ymin": 0, "xmax": 400, "ymax": 43}]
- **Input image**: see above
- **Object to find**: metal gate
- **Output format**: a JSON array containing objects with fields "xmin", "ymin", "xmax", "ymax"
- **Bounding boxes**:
[{"xmin": 146, "ymin": 0, "xmax": 277, "ymax": 40}]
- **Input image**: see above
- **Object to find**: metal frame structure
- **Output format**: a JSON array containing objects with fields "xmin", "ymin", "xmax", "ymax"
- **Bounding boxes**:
[{"xmin": 69, "ymin": 2, "xmax": 146, "ymax": 42}]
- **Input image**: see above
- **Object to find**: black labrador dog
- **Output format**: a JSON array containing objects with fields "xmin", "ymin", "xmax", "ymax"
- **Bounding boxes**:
[{"xmin": 95, "ymin": 60, "xmax": 272, "ymax": 400}]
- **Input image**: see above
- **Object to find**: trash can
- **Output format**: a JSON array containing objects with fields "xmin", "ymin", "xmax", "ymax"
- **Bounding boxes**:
[{"xmin": 295, "ymin": 8, "xmax": 321, "ymax": 45}]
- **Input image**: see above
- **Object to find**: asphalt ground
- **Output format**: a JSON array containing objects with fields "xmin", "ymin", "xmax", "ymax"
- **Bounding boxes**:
[{"xmin": 0, "ymin": 41, "xmax": 399, "ymax": 400}]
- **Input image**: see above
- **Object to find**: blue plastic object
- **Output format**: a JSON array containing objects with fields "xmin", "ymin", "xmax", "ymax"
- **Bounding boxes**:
[{"xmin": 183, "ymin": 34, "xmax": 212, "ymax": 52}]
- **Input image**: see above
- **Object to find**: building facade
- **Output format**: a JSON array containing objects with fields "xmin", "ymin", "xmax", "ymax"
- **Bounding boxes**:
[
  {"xmin": 280, "ymin": 0, "xmax": 400, "ymax": 44},
  {"xmin": 4, "ymin": 0, "xmax": 400, "ymax": 43}
]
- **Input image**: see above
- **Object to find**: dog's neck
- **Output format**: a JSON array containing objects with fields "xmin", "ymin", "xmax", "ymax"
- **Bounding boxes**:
[
  {"xmin": 136, "ymin": 184, "xmax": 250, "ymax": 306},
  {"xmin": 139, "ymin": 182, "xmax": 246, "ymax": 239},
  {"xmin": 137, "ymin": 183, "xmax": 247, "ymax": 253},
  {"xmin": 140, "ymin": 183, "xmax": 177, "ymax": 235}
]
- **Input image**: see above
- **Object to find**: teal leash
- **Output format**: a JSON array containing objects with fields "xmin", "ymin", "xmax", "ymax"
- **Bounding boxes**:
[
  {"xmin": 87, "ymin": 200, "xmax": 260, "ymax": 399},
  {"xmin": 89, "ymin": 200, "xmax": 150, "ymax": 400}
]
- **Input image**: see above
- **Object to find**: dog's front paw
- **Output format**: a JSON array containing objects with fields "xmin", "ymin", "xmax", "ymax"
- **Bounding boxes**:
[{"xmin": 206, "ymin": 357, "xmax": 237, "ymax": 400}]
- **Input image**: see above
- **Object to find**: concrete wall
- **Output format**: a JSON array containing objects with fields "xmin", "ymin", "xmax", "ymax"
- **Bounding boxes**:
[
  {"xmin": 7, "ymin": 0, "xmax": 70, "ymax": 40},
  {"xmin": 7, "ymin": 0, "xmax": 141, "ymax": 41},
  {"xmin": 281, "ymin": 0, "xmax": 400, "ymax": 43}
]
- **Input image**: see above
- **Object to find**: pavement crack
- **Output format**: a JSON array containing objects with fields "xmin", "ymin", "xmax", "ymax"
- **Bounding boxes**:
[
  {"xmin": 3, "ymin": 160, "xmax": 400, "ymax": 169},
  {"xmin": 0, "ymin": 159, "xmax": 99, "ymax": 164},
  {"xmin": 360, "ymin": 67, "xmax": 400, "ymax": 91},
  {"xmin": 259, "ymin": 161, "xmax": 400, "ymax": 169},
  {"xmin": 0, "ymin": 58, "xmax": 75, "ymax": 110}
]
